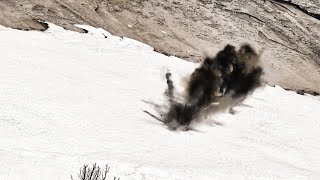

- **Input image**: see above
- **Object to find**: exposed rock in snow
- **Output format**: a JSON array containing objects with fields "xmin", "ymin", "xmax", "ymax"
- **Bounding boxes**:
[{"xmin": 0, "ymin": 0, "xmax": 319, "ymax": 93}]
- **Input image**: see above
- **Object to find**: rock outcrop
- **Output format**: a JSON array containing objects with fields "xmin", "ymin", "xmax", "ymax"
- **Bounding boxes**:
[{"xmin": 1, "ymin": 0, "xmax": 319, "ymax": 93}]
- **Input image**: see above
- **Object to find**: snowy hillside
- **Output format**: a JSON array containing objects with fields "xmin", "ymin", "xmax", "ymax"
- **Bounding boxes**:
[{"xmin": 0, "ymin": 23, "xmax": 320, "ymax": 180}]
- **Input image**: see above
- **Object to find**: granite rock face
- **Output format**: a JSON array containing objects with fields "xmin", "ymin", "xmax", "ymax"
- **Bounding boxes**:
[{"xmin": 1, "ymin": 0, "xmax": 319, "ymax": 93}]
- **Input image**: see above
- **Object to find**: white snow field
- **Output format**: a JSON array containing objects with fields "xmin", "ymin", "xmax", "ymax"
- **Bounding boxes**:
[{"xmin": 0, "ymin": 23, "xmax": 320, "ymax": 180}]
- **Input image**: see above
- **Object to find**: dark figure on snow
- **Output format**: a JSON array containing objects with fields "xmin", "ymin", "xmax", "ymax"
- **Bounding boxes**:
[{"xmin": 164, "ymin": 44, "xmax": 264, "ymax": 130}]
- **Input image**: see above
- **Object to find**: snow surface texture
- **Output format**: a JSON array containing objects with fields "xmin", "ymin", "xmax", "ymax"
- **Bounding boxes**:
[{"xmin": 0, "ymin": 23, "xmax": 320, "ymax": 180}]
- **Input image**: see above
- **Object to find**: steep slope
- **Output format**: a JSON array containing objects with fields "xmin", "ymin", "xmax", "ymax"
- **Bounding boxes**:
[
  {"xmin": 0, "ymin": 24, "xmax": 320, "ymax": 180},
  {"xmin": 0, "ymin": 0, "xmax": 319, "ymax": 94}
]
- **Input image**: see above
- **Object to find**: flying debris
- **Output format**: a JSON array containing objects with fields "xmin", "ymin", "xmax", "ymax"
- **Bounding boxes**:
[{"xmin": 163, "ymin": 44, "xmax": 264, "ymax": 130}]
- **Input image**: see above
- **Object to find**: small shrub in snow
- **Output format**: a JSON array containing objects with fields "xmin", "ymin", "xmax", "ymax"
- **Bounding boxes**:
[{"xmin": 71, "ymin": 164, "xmax": 120, "ymax": 180}]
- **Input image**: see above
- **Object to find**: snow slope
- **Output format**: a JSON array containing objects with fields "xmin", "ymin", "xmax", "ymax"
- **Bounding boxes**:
[{"xmin": 0, "ymin": 23, "xmax": 320, "ymax": 180}]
